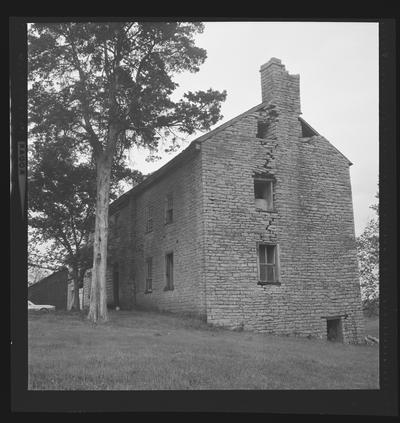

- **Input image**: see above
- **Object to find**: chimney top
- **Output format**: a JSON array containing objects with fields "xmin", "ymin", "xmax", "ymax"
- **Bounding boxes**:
[
  {"xmin": 259, "ymin": 58, "xmax": 301, "ymax": 114},
  {"xmin": 259, "ymin": 57, "xmax": 285, "ymax": 72}
]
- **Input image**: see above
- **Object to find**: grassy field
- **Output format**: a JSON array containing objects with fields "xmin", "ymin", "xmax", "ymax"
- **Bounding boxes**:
[{"xmin": 28, "ymin": 310, "xmax": 379, "ymax": 390}]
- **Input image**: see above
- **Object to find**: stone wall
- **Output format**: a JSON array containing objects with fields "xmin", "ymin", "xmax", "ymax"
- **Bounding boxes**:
[
  {"xmin": 105, "ymin": 147, "xmax": 205, "ymax": 316},
  {"xmin": 200, "ymin": 59, "xmax": 364, "ymax": 343},
  {"xmin": 81, "ymin": 58, "xmax": 365, "ymax": 343}
]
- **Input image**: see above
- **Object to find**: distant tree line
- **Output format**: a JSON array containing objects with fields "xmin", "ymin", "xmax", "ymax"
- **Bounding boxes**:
[{"xmin": 356, "ymin": 191, "xmax": 379, "ymax": 316}]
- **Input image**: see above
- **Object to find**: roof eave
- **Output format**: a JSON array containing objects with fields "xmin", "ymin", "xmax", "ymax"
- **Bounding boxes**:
[
  {"xmin": 299, "ymin": 117, "xmax": 353, "ymax": 166},
  {"xmin": 109, "ymin": 141, "xmax": 201, "ymax": 213},
  {"xmin": 109, "ymin": 102, "xmax": 271, "ymax": 213}
]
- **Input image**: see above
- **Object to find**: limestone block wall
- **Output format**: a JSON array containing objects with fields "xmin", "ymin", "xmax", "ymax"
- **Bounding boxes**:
[
  {"xmin": 106, "ymin": 149, "xmax": 205, "ymax": 316},
  {"xmin": 81, "ymin": 58, "xmax": 365, "ymax": 343},
  {"xmin": 107, "ymin": 203, "xmax": 135, "ymax": 310},
  {"xmin": 200, "ymin": 108, "xmax": 364, "ymax": 343}
]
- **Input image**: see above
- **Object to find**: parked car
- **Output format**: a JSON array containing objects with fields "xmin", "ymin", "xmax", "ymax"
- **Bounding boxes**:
[{"xmin": 28, "ymin": 300, "xmax": 55, "ymax": 312}]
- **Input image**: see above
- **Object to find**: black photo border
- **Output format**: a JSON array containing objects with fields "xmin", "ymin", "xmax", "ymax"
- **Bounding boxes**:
[{"xmin": 10, "ymin": 16, "xmax": 398, "ymax": 416}]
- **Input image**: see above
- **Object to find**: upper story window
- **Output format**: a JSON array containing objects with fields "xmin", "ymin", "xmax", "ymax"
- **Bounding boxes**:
[
  {"xmin": 114, "ymin": 212, "xmax": 120, "ymax": 236},
  {"xmin": 254, "ymin": 177, "xmax": 274, "ymax": 211},
  {"xmin": 146, "ymin": 205, "xmax": 153, "ymax": 233},
  {"xmin": 165, "ymin": 193, "xmax": 173, "ymax": 224},
  {"xmin": 258, "ymin": 243, "xmax": 280, "ymax": 285},
  {"xmin": 256, "ymin": 121, "xmax": 269, "ymax": 139}
]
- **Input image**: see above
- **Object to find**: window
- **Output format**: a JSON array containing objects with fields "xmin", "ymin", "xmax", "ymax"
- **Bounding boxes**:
[
  {"xmin": 254, "ymin": 178, "xmax": 274, "ymax": 210},
  {"xmin": 146, "ymin": 205, "xmax": 153, "ymax": 233},
  {"xmin": 145, "ymin": 257, "xmax": 153, "ymax": 293},
  {"xmin": 114, "ymin": 212, "xmax": 120, "ymax": 236},
  {"xmin": 165, "ymin": 252, "xmax": 174, "ymax": 291},
  {"xmin": 165, "ymin": 193, "xmax": 173, "ymax": 224},
  {"xmin": 327, "ymin": 318, "xmax": 343, "ymax": 342},
  {"xmin": 299, "ymin": 118, "xmax": 318, "ymax": 138},
  {"xmin": 258, "ymin": 244, "xmax": 280, "ymax": 284},
  {"xmin": 256, "ymin": 120, "xmax": 269, "ymax": 139}
]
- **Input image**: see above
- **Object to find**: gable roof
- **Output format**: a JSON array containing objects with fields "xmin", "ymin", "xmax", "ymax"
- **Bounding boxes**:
[
  {"xmin": 110, "ymin": 104, "xmax": 352, "ymax": 213},
  {"xmin": 109, "ymin": 102, "xmax": 268, "ymax": 213},
  {"xmin": 109, "ymin": 140, "xmax": 200, "ymax": 213},
  {"xmin": 299, "ymin": 117, "xmax": 320, "ymax": 137},
  {"xmin": 194, "ymin": 102, "xmax": 267, "ymax": 143},
  {"xmin": 299, "ymin": 117, "xmax": 353, "ymax": 166}
]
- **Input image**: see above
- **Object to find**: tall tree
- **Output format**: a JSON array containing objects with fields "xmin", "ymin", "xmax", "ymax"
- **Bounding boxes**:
[
  {"xmin": 356, "ymin": 191, "xmax": 379, "ymax": 316},
  {"xmin": 28, "ymin": 22, "xmax": 226, "ymax": 321},
  {"xmin": 28, "ymin": 135, "xmax": 142, "ymax": 310}
]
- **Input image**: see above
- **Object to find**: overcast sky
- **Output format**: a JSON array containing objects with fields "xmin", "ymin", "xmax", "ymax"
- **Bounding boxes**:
[{"xmin": 129, "ymin": 21, "xmax": 379, "ymax": 236}]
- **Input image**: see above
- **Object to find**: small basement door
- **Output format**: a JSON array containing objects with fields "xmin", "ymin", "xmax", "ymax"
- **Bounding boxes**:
[{"xmin": 327, "ymin": 318, "xmax": 343, "ymax": 342}]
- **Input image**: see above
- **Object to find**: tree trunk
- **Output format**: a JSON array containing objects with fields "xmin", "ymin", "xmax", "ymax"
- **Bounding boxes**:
[
  {"xmin": 87, "ymin": 151, "xmax": 114, "ymax": 323},
  {"xmin": 71, "ymin": 263, "xmax": 81, "ymax": 311}
]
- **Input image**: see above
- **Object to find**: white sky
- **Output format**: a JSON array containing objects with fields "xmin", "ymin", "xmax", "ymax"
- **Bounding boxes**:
[{"xmin": 129, "ymin": 22, "xmax": 379, "ymax": 236}]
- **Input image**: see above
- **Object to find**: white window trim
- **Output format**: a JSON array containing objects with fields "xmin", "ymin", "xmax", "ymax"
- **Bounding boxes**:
[{"xmin": 256, "ymin": 243, "xmax": 281, "ymax": 285}]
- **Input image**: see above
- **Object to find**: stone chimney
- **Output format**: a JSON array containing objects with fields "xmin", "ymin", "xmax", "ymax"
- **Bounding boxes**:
[{"xmin": 260, "ymin": 58, "xmax": 301, "ymax": 115}]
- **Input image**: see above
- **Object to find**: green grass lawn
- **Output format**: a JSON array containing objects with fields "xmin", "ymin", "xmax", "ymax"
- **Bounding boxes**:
[{"xmin": 28, "ymin": 310, "xmax": 379, "ymax": 390}]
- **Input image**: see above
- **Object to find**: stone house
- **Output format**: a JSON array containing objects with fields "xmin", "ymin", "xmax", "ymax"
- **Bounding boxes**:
[{"xmin": 84, "ymin": 58, "xmax": 365, "ymax": 343}]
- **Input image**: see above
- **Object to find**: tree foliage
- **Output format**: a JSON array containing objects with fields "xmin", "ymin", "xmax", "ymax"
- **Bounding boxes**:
[
  {"xmin": 28, "ymin": 22, "xmax": 227, "ymax": 321},
  {"xmin": 28, "ymin": 135, "xmax": 143, "ymax": 309},
  {"xmin": 28, "ymin": 22, "xmax": 227, "ymax": 156},
  {"xmin": 28, "ymin": 229, "xmax": 62, "ymax": 286},
  {"xmin": 356, "ymin": 191, "xmax": 379, "ymax": 316}
]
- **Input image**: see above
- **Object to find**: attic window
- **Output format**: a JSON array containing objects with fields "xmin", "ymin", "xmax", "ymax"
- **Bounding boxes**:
[
  {"xmin": 256, "ymin": 121, "xmax": 269, "ymax": 139},
  {"xmin": 300, "ymin": 118, "xmax": 318, "ymax": 138}
]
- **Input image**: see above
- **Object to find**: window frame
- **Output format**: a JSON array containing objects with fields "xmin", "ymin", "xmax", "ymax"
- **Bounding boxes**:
[
  {"xmin": 254, "ymin": 177, "xmax": 275, "ymax": 211},
  {"xmin": 145, "ymin": 257, "xmax": 153, "ymax": 293},
  {"xmin": 164, "ymin": 251, "xmax": 174, "ymax": 291},
  {"xmin": 114, "ymin": 212, "xmax": 120, "ymax": 236},
  {"xmin": 145, "ymin": 204, "xmax": 154, "ymax": 233},
  {"xmin": 256, "ymin": 243, "xmax": 281, "ymax": 285},
  {"xmin": 256, "ymin": 120, "xmax": 269, "ymax": 139},
  {"xmin": 165, "ymin": 193, "xmax": 173, "ymax": 224}
]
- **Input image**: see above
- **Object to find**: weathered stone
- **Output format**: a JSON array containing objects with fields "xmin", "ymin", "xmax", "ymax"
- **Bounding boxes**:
[{"xmin": 83, "ymin": 58, "xmax": 364, "ymax": 343}]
